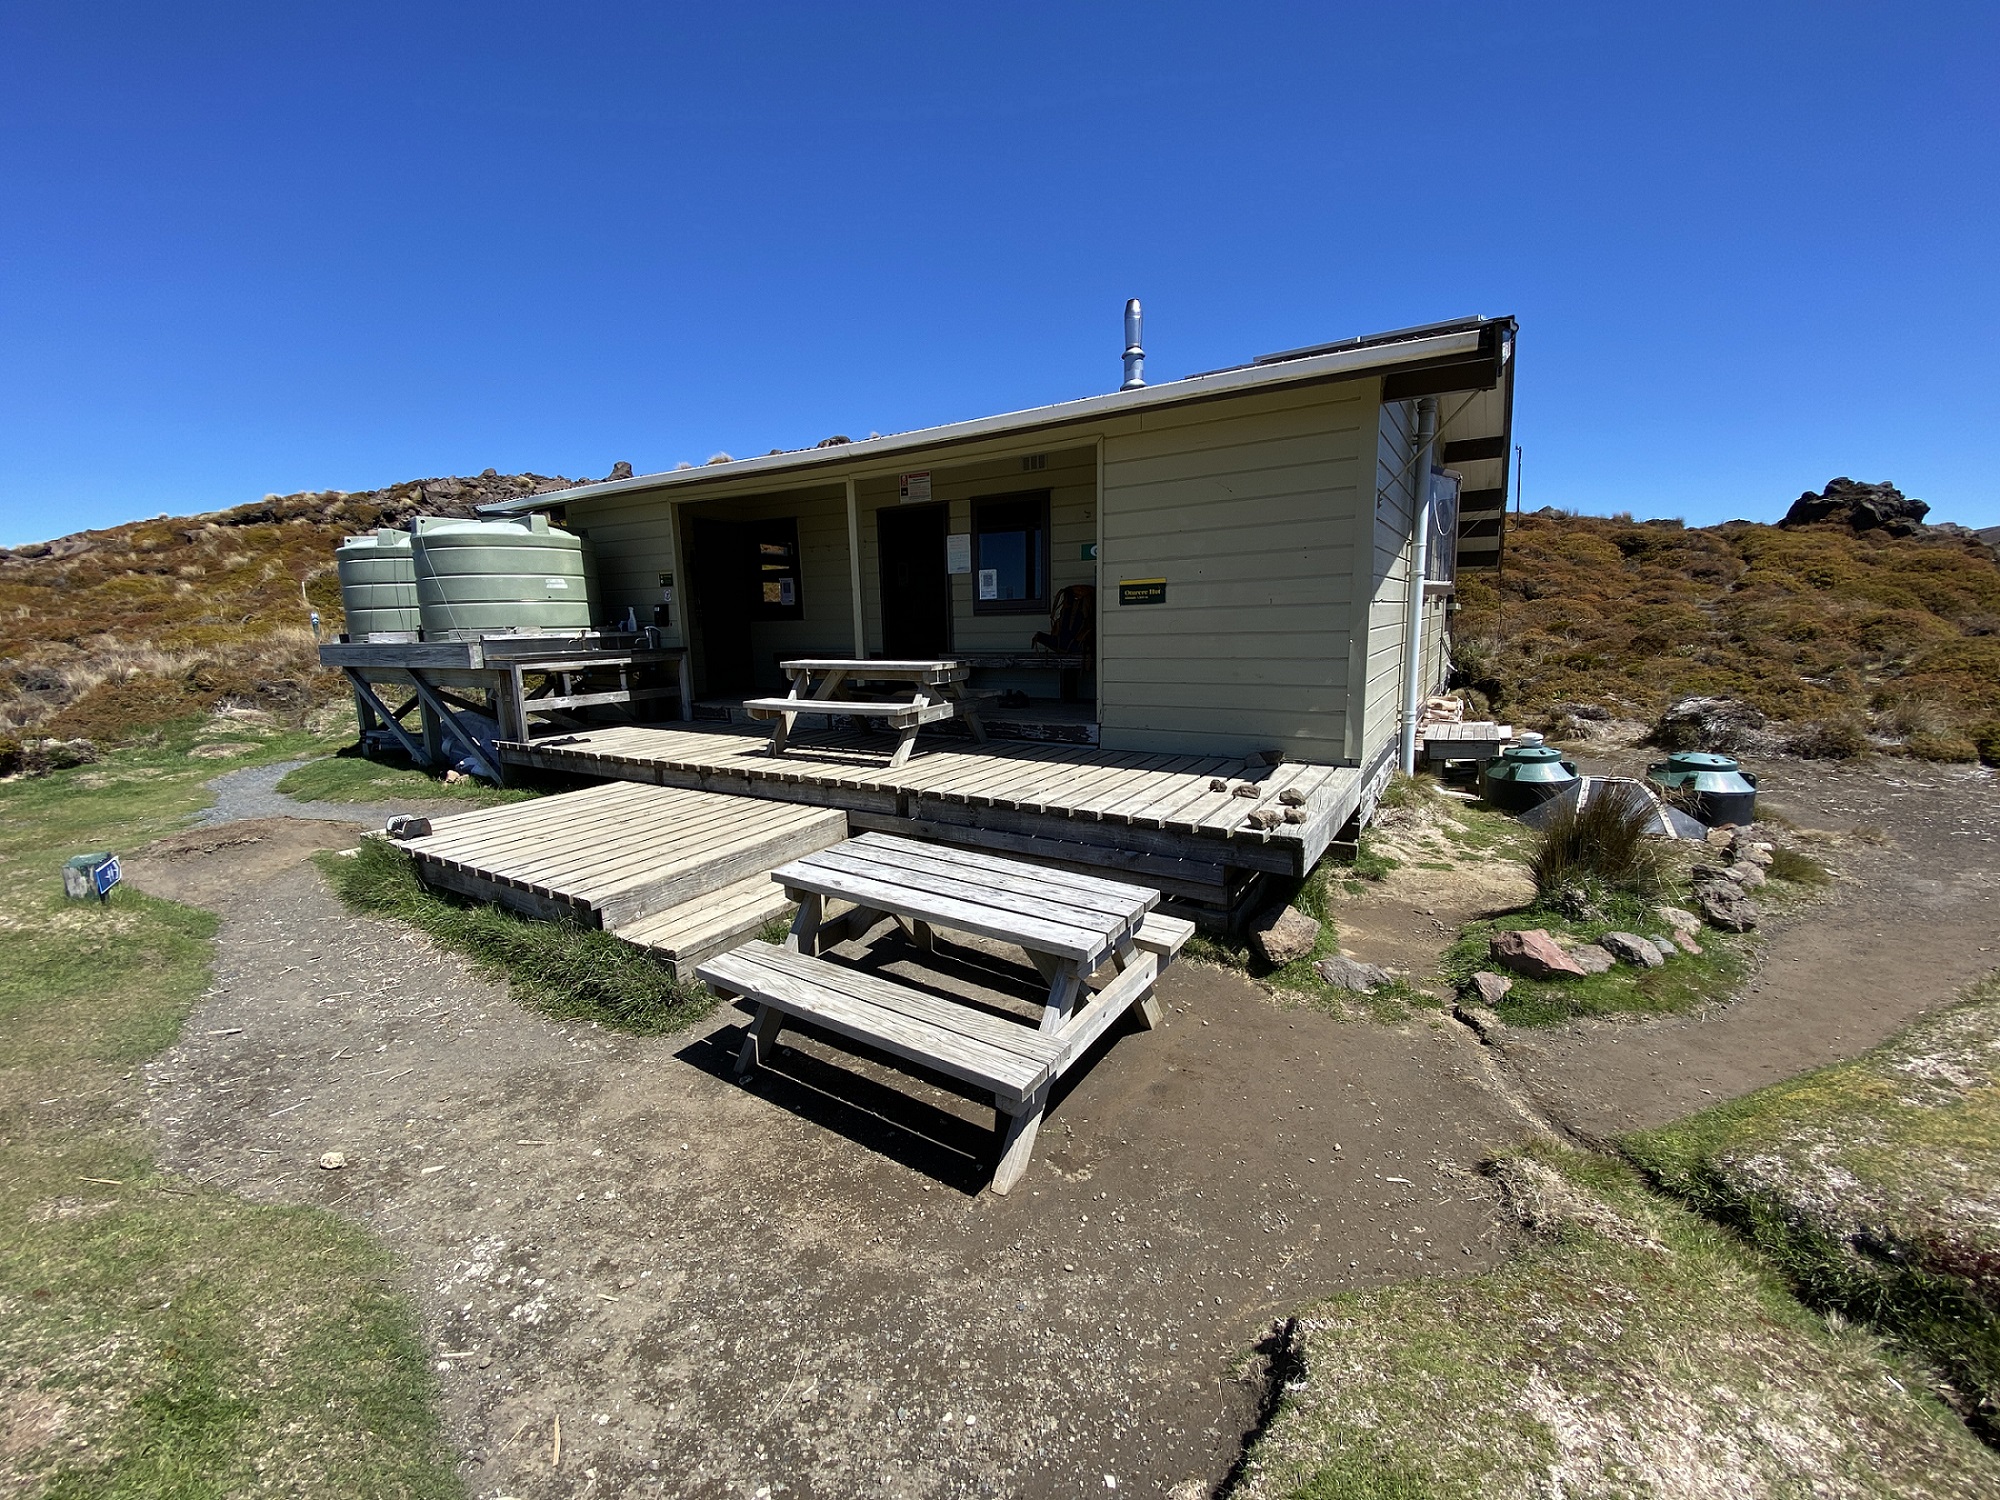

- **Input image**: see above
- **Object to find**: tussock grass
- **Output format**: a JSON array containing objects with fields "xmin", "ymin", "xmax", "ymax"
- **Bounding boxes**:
[
  {"xmin": 1232, "ymin": 1142, "xmax": 2000, "ymax": 1498},
  {"xmin": 317, "ymin": 838, "xmax": 715, "ymax": 1035},
  {"xmin": 1528, "ymin": 790, "xmax": 1663, "ymax": 904},
  {"xmin": 0, "ymin": 733, "xmax": 460, "ymax": 1498},
  {"xmin": 1767, "ymin": 846, "xmax": 1833, "ymax": 886},
  {"xmin": 1624, "ymin": 975, "xmax": 2000, "ymax": 1438}
]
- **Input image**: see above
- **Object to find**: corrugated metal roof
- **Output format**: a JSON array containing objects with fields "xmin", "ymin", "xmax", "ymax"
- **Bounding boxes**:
[{"xmin": 478, "ymin": 316, "xmax": 1514, "ymax": 516}]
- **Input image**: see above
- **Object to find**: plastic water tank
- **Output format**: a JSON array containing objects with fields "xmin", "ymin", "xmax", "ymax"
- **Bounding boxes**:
[
  {"xmin": 334, "ymin": 528, "xmax": 420, "ymax": 639},
  {"xmin": 410, "ymin": 515, "xmax": 592, "ymax": 637}
]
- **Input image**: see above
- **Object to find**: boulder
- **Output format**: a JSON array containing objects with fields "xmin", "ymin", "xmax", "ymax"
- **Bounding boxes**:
[
  {"xmin": 1654, "ymin": 905, "xmax": 1701, "ymax": 936},
  {"xmin": 1465, "ymin": 970, "xmax": 1514, "ymax": 1006},
  {"xmin": 1726, "ymin": 861, "xmax": 1768, "ymax": 890},
  {"xmin": 1249, "ymin": 905, "xmax": 1321, "ymax": 967},
  {"xmin": 1489, "ymin": 928, "xmax": 1588, "ymax": 981},
  {"xmin": 1316, "ymin": 955, "xmax": 1389, "ymax": 993},
  {"xmin": 1647, "ymin": 696, "xmax": 1771, "ymax": 755},
  {"xmin": 1676, "ymin": 930, "xmax": 1704, "ymax": 955},
  {"xmin": 1736, "ymin": 842, "xmax": 1774, "ymax": 868},
  {"xmin": 1697, "ymin": 885, "xmax": 1760, "ymax": 932},
  {"xmin": 1651, "ymin": 935, "xmax": 1679, "ymax": 958},
  {"xmin": 1565, "ymin": 943, "xmax": 1616, "ymax": 975},
  {"xmin": 1600, "ymin": 931, "xmax": 1666, "ymax": 969},
  {"xmin": 1780, "ymin": 477, "xmax": 1929, "ymax": 535}
]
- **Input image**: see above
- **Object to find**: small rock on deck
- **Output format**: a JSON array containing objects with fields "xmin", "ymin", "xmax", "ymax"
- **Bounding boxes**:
[{"xmin": 397, "ymin": 783, "xmax": 845, "ymax": 971}]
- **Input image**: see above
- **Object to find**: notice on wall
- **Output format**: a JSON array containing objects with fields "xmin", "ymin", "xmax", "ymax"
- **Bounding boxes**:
[
  {"xmin": 978, "ymin": 568, "xmax": 999, "ymax": 601},
  {"xmin": 1080, "ymin": 541, "xmax": 1098, "ymax": 561},
  {"xmin": 1118, "ymin": 577, "xmax": 1166, "ymax": 606},
  {"xmin": 946, "ymin": 533, "xmax": 972, "ymax": 574},
  {"xmin": 899, "ymin": 470, "xmax": 932, "ymax": 504}
]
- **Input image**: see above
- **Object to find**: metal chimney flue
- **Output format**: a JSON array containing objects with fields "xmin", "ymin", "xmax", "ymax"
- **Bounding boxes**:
[{"xmin": 1121, "ymin": 299, "xmax": 1145, "ymax": 390}]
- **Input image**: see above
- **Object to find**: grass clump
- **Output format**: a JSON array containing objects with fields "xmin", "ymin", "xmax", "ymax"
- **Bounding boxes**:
[
  {"xmin": 318, "ymin": 838, "xmax": 715, "ymax": 1035},
  {"xmin": 275, "ymin": 748, "xmax": 535, "ymax": 807},
  {"xmin": 1440, "ymin": 906, "xmax": 1753, "ymax": 1027},
  {"xmin": 1528, "ymin": 790, "xmax": 1661, "ymax": 905},
  {"xmin": 1624, "ymin": 974, "xmax": 2000, "ymax": 1438},
  {"xmin": 1232, "ymin": 1141, "xmax": 1999, "ymax": 1499},
  {"xmin": 1767, "ymin": 845, "xmax": 1833, "ymax": 885},
  {"xmin": 0, "ymin": 734, "xmax": 461, "ymax": 1498}
]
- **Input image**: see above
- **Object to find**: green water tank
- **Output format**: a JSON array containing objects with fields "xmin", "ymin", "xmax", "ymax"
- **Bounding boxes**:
[
  {"xmin": 334, "ymin": 528, "xmax": 420, "ymax": 639},
  {"xmin": 410, "ymin": 515, "xmax": 592, "ymax": 637}
]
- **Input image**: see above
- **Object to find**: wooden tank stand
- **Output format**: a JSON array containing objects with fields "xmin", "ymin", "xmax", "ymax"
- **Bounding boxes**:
[{"xmin": 320, "ymin": 633, "xmax": 692, "ymax": 784}]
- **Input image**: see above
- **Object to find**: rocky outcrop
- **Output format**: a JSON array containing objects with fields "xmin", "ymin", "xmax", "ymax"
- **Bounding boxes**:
[
  {"xmin": 1781, "ymin": 478, "xmax": 1929, "ymax": 536},
  {"xmin": 1646, "ymin": 696, "xmax": 1775, "ymax": 755}
]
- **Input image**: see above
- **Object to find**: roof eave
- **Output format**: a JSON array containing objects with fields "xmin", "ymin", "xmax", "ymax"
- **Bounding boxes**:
[{"xmin": 478, "ymin": 320, "xmax": 1509, "ymax": 516}]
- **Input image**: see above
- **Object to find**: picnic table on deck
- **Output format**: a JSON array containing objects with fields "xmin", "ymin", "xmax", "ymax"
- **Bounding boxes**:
[
  {"xmin": 696, "ymin": 833, "xmax": 1193, "ymax": 1193},
  {"xmin": 743, "ymin": 658, "xmax": 987, "ymax": 766}
]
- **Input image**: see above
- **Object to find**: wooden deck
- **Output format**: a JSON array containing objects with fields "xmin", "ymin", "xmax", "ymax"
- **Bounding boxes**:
[
  {"xmin": 498, "ymin": 723, "xmax": 1382, "ymax": 923},
  {"xmin": 397, "ymin": 781, "xmax": 845, "ymax": 934}
]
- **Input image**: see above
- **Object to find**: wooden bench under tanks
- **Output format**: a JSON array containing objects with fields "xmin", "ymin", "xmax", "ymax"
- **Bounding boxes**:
[{"xmin": 698, "ymin": 833, "xmax": 1193, "ymax": 1194}]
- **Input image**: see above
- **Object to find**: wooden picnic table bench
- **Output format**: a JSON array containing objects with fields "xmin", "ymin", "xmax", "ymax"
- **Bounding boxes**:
[
  {"xmin": 697, "ymin": 832, "xmax": 1192, "ymax": 1194},
  {"xmin": 743, "ymin": 658, "xmax": 988, "ymax": 766}
]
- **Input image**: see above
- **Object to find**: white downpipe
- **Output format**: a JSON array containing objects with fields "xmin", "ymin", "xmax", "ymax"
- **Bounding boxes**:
[{"xmin": 1398, "ymin": 396, "xmax": 1438, "ymax": 775}]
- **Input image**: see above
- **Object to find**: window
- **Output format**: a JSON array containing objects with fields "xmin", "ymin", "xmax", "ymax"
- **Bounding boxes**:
[
  {"xmin": 752, "ymin": 518, "xmax": 804, "ymax": 620},
  {"xmin": 971, "ymin": 491, "xmax": 1050, "ymax": 614},
  {"xmin": 1426, "ymin": 468, "xmax": 1460, "ymax": 587}
]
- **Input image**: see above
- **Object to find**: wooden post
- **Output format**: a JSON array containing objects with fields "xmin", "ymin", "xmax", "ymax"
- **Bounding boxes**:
[
  {"xmin": 845, "ymin": 477, "xmax": 866, "ymax": 658},
  {"xmin": 992, "ymin": 1084, "xmax": 1049, "ymax": 1196}
]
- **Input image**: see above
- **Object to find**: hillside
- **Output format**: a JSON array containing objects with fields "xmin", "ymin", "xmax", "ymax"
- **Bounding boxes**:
[
  {"xmin": 1455, "ymin": 483, "xmax": 2000, "ymax": 763},
  {"xmin": 0, "ymin": 468, "xmax": 616, "ymax": 747},
  {"xmin": 5, "ymin": 468, "xmax": 1997, "ymax": 768}
]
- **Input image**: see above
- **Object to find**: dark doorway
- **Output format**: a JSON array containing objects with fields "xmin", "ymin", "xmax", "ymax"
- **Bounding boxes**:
[
  {"xmin": 877, "ymin": 503, "xmax": 951, "ymax": 659},
  {"xmin": 688, "ymin": 517, "xmax": 758, "ymax": 695}
]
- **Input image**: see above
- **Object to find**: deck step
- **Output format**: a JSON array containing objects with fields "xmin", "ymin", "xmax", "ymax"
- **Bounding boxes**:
[
  {"xmin": 403, "ymin": 782, "xmax": 846, "ymax": 928},
  {"xmin": 611, "ymin": 874, "xmax": 795, "ymax": 981},
  {"xmin": 698, "ymin": 941, "xmax": 1063, "ymax": 1104}
]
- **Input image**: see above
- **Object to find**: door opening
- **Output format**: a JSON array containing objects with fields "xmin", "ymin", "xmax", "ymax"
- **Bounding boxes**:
[
  {"xmin": 877, "ymin": 503, "xmax": 951, "ymax": 659},
  {"xmin": 688, "ymin": 517, "xmax": 758, "ymax": 696}
]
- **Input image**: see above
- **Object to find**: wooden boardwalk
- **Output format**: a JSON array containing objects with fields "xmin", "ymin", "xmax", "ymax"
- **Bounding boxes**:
[
  {"xmin": 399, "ymin": 782, "xmax": 844, "ymax": 951},
  {"xmin": 499, "ymin": 724, "xmax": 1380, "ymax": 922}
]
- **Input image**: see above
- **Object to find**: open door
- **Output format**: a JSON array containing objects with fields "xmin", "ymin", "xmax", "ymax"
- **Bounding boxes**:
[
  {"xmin": 688, "ymin": 517, "xmax": 758, "ymax": 696},
  {"xmin": 877, "ymin": 503, "xmax": 951, "ymax": 659}
]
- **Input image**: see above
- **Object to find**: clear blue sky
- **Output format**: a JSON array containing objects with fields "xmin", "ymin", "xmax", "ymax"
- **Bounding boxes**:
[{"xmin": 2, "ymin": 2, "xmax": 1994, "ymax": 547}]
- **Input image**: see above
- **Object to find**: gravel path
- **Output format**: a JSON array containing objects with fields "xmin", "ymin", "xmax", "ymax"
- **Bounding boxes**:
[{"xmin": 194, "ymin": 759, "xmax": 414, "ymax": 829}]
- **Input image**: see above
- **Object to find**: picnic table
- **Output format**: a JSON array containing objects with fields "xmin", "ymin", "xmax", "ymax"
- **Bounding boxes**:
[
  {"xmin": 696, "ymin": 833, "xmax": 1193, "ymax": 1194},
  {"xmin": 743, "ymin": 658, "xmax": 987, "ymax": 766}
]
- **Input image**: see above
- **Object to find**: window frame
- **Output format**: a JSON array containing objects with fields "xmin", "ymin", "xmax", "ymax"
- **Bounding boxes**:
[{"xmin": 969, "ymin": 489, "xmax": 1052, "ymax": 617}]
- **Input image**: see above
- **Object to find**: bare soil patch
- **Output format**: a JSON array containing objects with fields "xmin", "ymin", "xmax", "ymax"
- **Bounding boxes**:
[
  {"xmin": 132, "ymin": 826, "xmax": 1529, "ymax": 1498},
  {"xmin": 1502, "ymin": 754, "xmax": 2000, "ymax": 1141}
]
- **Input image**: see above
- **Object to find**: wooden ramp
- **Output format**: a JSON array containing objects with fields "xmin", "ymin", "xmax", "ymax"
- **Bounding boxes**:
[{"xmin": 400, "ymin": 782, "xmax": 846, "ymax": 976}]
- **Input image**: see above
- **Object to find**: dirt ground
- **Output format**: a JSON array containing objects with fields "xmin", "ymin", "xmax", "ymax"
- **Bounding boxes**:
[
  {"xmin": 125, "ymin": 750, "xmax": 2000, "ymax": 1497},
  {"xmin": 131, "ymin": 821, "xmax": 1530, "ymax": 1499}
]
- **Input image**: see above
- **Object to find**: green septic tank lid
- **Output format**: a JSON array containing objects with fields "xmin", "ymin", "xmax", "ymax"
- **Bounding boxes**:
[
  {"xmin": 1488, "ymin": 737, "xmax": 1575, "ymax": 782},
  {"xmin": 1663, "ymin": 751, "xmax": 1740, "ymax": 774}
]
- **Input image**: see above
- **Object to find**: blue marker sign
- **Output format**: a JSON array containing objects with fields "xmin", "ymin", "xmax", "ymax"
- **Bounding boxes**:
[{"xmin": 93, "ymin": 855, "xmax": 121, "ymax": 897}]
